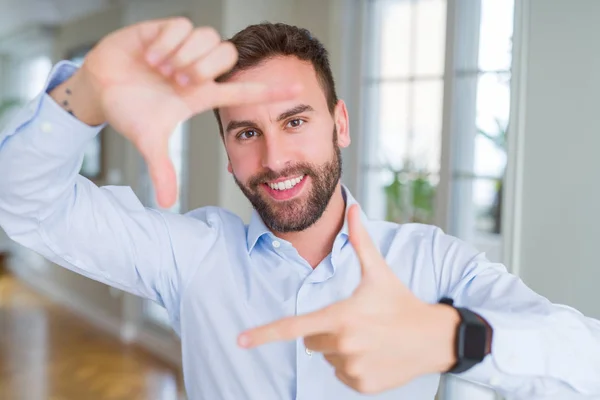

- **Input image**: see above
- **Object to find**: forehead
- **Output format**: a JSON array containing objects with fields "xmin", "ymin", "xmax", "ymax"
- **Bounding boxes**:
[{"xmin": 218, "ymin": 56, "xmax": 328, "ymax": 123}]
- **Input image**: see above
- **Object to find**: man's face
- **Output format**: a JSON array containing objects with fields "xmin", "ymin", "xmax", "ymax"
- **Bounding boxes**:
[{"xmin": 218, "ymin": 56, "xmax": 351, "ymax": 232}]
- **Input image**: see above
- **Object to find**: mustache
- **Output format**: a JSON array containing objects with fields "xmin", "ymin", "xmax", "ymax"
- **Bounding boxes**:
[{"xmin": 248, "ymin": 164, "xmax": 316, "ymax": 188}]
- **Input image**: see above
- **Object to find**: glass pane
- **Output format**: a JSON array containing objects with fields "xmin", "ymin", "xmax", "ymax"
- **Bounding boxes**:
[
  {"xmin": 25, "ymin": 56, "xmax": 52, "ymax": 100},
  {"xmin": 146, "ymin": 122, "xmax": 188, "ymax": 213},
  {"xmin": 363, "ymin": 168, "xmax": 393, "ymax": 221},
  {"xmin": 414, "ymin": 0, "xmax": 447, "ymax": 76},
  {"xmin": 472, "ymin": 177, "xmax": 503, "ymax": 234},
  {"xmin": 410, "ymin": 79, "xmax": 444, "ymax": 175},
  {"xmin": 376, "ymin": 82, "xmax": 410, "ymax": 169},
  {"xmin": 383, "ymin": 170, "xmax": 438, "ymax": 225},
  {"xmin": 474, "ymin": 72, "xmax": 510, "ymax": 178},
  {"xmin": 478, "ymin": 0, "xmax": 515, "ymax": 71},
  {"xmin": 377, "ymin": 0, "xmax": 412, "ymax": 78}
]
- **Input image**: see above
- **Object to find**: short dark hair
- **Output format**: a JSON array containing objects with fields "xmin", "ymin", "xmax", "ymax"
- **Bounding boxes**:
[{"xmin": 213, "ymin": 22, "xmax": 338, "ymax": 136}]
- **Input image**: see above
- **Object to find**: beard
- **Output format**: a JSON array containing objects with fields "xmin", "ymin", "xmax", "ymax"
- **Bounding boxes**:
[{"xmin": 233, "ymin": 127, "xmax": 342, "ymax": 233}]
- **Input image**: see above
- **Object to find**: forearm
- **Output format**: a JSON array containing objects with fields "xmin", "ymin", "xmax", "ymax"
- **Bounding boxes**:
[{"xmin": 0, "ymin": 94, "xmax": 102, "ymax": 218}]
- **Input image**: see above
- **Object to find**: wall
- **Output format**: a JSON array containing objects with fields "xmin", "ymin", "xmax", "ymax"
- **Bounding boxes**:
[{"xmin": 509, "ymin": 0, "xmax": 600, "ymax": 318}]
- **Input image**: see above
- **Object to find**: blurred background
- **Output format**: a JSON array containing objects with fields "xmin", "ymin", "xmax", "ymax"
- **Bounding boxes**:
[{"xmin": 0, "ymin": 0, "xmax": 598, "ymax": 399}]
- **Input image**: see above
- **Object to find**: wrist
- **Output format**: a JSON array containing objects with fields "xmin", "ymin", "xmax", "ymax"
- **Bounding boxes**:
[
  {"xmin": 49, "ymin": 66, "xmax": 106, "ymax": 126},
  {"xmin": 430, "ymin": 303, "xmax": 461, "ymax": 373},
  {"xmin": 475, "ymin": 313, "xmax": 493, "ymax": 355}
]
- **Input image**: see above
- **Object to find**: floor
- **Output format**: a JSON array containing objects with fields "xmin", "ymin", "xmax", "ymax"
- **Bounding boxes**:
[{"xmin": 0, "ymin": 257, "xmax": 186, "ymax": 400}]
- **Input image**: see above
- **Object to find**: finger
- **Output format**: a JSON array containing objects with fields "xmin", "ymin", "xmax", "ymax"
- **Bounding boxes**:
[
  {"xmin": 144, "ymin": 17, "xmax": 194, "ymax": 70},
  {"xmin": 335, "ymin": 369, "xmax": 358, "ymax": 390},
  {"xmin": 239, "ymin": 304, "xmax": 341, "ymax": 349},
  {"xmin": 187, "ymin": 80, "xmax": 302, "ymax": 113},
  {"xmin": 335, "ymin": 370, "xmax": 364, "ymax": 393},
  {"xmin": 304, "ymin": 333, "xmax": 339, "ymax": 354},
  {"xmin": 186, "ymin": 41, "xmax": 238, "ymax": 84},
  {"xmin": 138, "ymin": 135, "xmax": 178, "ymax": 209},
  {"xmin": 324, "ymin": 353, "xmax": 345, "ymax": 369},
  {"xmin": 169, "ymin": 27, "xmax": 222, "ymax": 84},
  {"xmin": 306, "ymin": 332, "xmax": 367, "ymax": 355},
  {"xmin": 347, "ymin": 204, "xmax": 384, "ymax": 276}
]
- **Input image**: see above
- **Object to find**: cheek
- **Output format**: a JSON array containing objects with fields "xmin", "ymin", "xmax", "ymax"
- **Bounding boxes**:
[
  {"xmin": 295, "ymin": 133, "xmax": 335, "ymax": 162},
  {"xmin": 227, "ymin": 148, "xmax": 261, "ymax": 181}
]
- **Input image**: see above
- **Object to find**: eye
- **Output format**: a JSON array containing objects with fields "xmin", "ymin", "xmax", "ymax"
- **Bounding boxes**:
[
  {"xmin": 286, "ymin": 119, "xmax": 305, "ymax": 129},
  {"xmin": 237, "ymin": 129, "xmax": 260, "ymax": 140}
]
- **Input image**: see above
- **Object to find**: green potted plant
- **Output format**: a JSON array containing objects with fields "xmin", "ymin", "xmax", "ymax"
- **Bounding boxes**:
[{"xmin": 383, "ymin": 159, "xmax": 436, "ymax": 225}]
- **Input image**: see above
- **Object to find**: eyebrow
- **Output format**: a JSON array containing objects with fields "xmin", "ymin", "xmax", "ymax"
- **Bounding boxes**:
[{"xmin": 225, "ymin": 104, "xmax": 315, "ymax": 135}]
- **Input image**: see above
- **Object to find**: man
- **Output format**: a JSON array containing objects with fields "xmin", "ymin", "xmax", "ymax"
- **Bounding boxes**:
[{"xmin": 0, "ymin": 17, "xmax": 599, "ymax": 400}]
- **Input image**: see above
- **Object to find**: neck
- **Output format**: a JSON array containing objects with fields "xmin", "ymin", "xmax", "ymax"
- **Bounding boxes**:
[{"xmin": 275, "ymin": 184, "xmax": 346, "ymax": 268}]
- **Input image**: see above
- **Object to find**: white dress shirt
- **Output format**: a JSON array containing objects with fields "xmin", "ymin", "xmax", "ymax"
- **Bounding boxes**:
[{"xmin": 1, "ymin": 61, "xmax": 600, "ymax": 400}]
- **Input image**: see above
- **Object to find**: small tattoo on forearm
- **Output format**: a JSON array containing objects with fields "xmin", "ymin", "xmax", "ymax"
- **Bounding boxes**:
[{"xmin": 62, "ymin": 87, "xmax": 75, "ymax": 117}]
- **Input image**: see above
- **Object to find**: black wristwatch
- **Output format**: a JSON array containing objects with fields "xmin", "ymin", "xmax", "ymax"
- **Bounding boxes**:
[{"xmin": 438, "ymin": 297, "xmax": 489, "ymax": 374}]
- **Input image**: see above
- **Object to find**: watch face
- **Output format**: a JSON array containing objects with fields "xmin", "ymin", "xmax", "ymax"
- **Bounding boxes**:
[{"xmin": 463, "ymin": 324, "xmax": 487, "ymax": 360}]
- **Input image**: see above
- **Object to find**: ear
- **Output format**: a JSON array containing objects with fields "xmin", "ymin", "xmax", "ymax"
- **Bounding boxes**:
[
  {"xmin": 333, "ymin": 100, "xmax": 351, "ymax": 148},
  {"xmin": 227, "ymin": 161, "xmax": 233, "ymax": 174}
]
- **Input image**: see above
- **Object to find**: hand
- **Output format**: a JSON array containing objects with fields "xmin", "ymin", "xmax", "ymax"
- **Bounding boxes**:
[
  {"xmin": 64, "ymin": 18, "xmax": 300, "ymax": 207},
  {"xmin": 238, "ymin": 205, "xmax": 460, "ymax": 394}
]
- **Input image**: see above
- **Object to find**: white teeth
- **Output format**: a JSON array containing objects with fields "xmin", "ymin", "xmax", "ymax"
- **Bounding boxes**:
[{"xmin": 268, "ymin": 175, "xmax": 304, "ymax": 191}]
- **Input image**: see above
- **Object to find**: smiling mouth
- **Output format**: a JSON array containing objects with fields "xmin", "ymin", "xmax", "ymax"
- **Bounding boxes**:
[{"xmin": 265, "ymin": 175, "xmax": 306, "ymax": 191}]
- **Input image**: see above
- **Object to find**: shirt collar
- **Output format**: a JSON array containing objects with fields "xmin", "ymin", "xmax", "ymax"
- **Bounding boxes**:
[{"xmin": 246, "ymin": 184, "xmax": 363, "ymax": 253}]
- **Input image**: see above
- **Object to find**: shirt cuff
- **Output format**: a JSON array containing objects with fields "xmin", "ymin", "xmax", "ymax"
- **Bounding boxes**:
[{"xmin": 476, "ymin": 308, "xmax": 546, "ymax": 375}]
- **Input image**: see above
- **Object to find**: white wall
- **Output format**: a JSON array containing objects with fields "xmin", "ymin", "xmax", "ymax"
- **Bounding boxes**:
[{"xmin": 508, "ymin": 0, "xmax": 600, "ymax": 319}]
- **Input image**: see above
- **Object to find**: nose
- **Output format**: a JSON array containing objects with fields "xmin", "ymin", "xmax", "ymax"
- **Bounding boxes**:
[{"xmin": 260, "ymin": 133, "xmax": 292, "ymax": 171}]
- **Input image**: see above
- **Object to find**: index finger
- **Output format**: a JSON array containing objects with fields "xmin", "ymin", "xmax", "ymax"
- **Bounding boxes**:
[
  {"xmin": 187, "ymin": 81, "xmax": 303, "ymax": 113},
  {"xmin": 239, "ymin": 304, "xmax": 341, "ymax": 349}
]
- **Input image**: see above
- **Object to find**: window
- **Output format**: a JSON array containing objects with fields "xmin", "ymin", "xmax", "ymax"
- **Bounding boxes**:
[
  {"xmin": 362, "ymin": 0, "xmax": 446, "ymax": 225},
  {"xmin": 362, "ymin": 0, "xmax": 514, "ymax": 246},
  {"xmin": 362, "ymin": 1, "xmax": 515, "ymax": 399},
  {"xmin": 142, "ymin": 122, "xmax": 189, "ymax": 214},
  {"xmin": 470, "ymin": 0, "xmax": 514, "ymax": 236}
]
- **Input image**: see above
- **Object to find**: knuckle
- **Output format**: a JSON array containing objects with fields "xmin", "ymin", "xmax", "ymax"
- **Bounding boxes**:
[
  {"xmin": 196, "ymin": 26, "xmax": 221, "ymax": 46},
  {"xmin": 337, "ymin": 311, "xmax": 354, "ymax": 330},
  {"xmin": 336, "ymin": 335, "xmax": 355, "ymax": 353},
  {"xmin": 220, "ymin": 41, "xmax": 238, "ymax": 59},
  {"xmin": 353, "ymin": 376, "xmax": 377, "ymax": 394},
  {"xmin": 344, "ymin": 359, "xmax": 364, "ymax": 378},
  {"xmin": 172, "ymin": 17, "xmax": 193, "ymax": 32},
  {"xmin": 355, "ymin": 381, "xmax": 371, "ymax": 394},
  {"xmin": 192, "ymin": 61, "xmax": 209, "ymax": 81}
]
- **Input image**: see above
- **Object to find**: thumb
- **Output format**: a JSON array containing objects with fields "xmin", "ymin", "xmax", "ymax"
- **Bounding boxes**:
[
  {"xmin": 347, "ymin": 204, "xmax": 385, "ymax": 278},
  {"xmin": 141, "ymin": 136, "xmax": 178, "ymax": 209}
]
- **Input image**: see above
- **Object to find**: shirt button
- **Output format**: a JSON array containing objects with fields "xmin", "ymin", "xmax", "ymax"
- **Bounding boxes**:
[
  {"xmin": 272, "ymin": 240, "xmax": 281, "ymax": 248},
  {"xmin": 305, "ymin": 348, "xmax": 313, "ymax": 356},
  {"xmin": 40, "ymin": 122, "xmax": 53, "ymax": 133}
]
